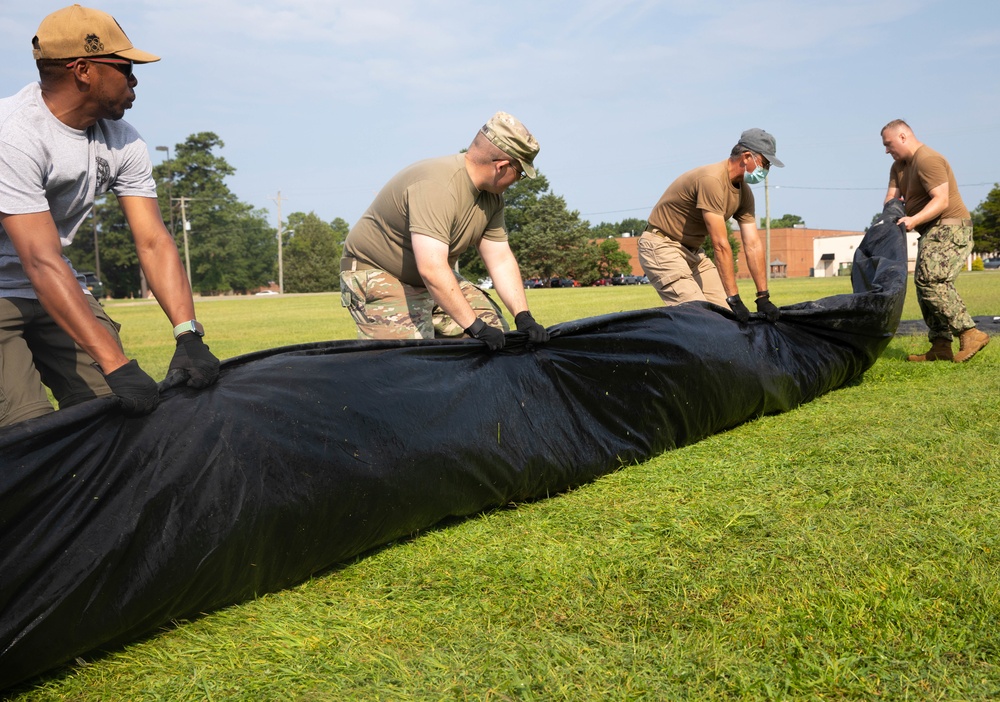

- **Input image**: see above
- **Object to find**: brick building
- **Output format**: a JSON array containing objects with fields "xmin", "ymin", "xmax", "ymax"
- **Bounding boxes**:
[{"xmin": 609, "ymin": 226, "xmax": 866, "ymax": 279}]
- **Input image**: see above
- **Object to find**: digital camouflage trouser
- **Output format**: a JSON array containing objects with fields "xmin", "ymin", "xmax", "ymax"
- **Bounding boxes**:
[
  {"xmin": 340, "ymin": 267, "xmax": 508, "ymax": 340},
  {"xmin": 914, "ymin": 222, "xmax": 975, "ymax": 342}
]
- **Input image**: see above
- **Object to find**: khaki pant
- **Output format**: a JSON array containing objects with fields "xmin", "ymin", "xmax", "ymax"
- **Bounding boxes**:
[
  {"xmin": 340, "ymin": 268, "xmax": 508, "ymax": 340},
  {"xmin": 637, "ymin": 231, "xmax": 727, "ymax": 307},
  {"xmin": 0, "ymin": 295, "xmax": 121, "ymax": 427}
]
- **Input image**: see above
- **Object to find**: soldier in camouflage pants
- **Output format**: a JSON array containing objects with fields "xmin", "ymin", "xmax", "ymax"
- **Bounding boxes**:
[
  {"xmin": 881, "ymin": 119, "xmax": 989, "ymax": 362},
  {"xmin": 341, "ymin": 267, "xmax": 507, "ymax": 340},
  {"xmin": 913, "ymin": 222, "xmax": 975, "ymax": 343},
  {"xmin": 337, "ymin": 112, "xmax": 549, "ymax": 352}
]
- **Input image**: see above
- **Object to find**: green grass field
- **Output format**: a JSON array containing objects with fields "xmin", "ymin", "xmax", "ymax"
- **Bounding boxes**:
[{"xmin": 7, "ymin": 273, "xmax": 1000, "ymax": 701}]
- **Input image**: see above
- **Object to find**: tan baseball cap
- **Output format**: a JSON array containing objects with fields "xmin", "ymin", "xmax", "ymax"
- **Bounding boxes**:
[
  {"xmin": 32, "ymin": 4, "xmax": 160, "ymax": 63},
  {"xmin": 480, "ymin": 111, "xmax": 540, "ymax": 178}
]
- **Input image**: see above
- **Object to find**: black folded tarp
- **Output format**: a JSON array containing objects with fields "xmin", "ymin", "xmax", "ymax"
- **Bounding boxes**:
[{"xmin": 0, "ymin": 201, "xmax": 907, "ymax": 690}]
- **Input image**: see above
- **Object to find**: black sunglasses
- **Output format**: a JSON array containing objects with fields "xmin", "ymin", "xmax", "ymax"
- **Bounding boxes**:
[{"xmin": 66, "ymin": 57, "xmax": 134, "ymax": 79}]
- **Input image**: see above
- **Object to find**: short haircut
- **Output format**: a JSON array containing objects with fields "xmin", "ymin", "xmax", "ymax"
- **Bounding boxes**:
[
  {"xmin": 881, "ymin": 119, "xmax": 911, "ymax": 135},
  {"xmin": 467, "ymin": 131, "xmax": 514, "ymax": 166},
  {"xmin": 36, "ymin": 58, "xmax": 67, "ymax": 83}
]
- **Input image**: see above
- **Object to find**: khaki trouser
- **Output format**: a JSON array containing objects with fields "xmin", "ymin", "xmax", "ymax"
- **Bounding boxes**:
[
  {"xmin": 340, "ymin": 263, "xmax": 507, "ymax": 340},
  {"xmin": 637, "ymin": 230, "xmax": 727, "ymax": 307},
  {"xmin": 0, "ymin": 295, "xmax": 120, "ymax": 427}
]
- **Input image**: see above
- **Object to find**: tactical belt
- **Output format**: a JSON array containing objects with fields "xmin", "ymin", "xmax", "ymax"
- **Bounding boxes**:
[
  {"xmin": 645, "ymin": 226, "xmax": 701, "ymax": 254},
  {"xmin": 938, "ymin": 218, "xmax": 973, "ymax": 227}
]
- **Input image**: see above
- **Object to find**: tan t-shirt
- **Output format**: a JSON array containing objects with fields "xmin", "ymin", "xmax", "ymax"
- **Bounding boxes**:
[
  {"xmin": 888, "ymin": 144, "xmax": 969, "ymax": 221},
  {"xmin": 344, "ymin": 153, "xmax": 507, "ymax": 286},
  {"xmin": 647, "ymin": 160, "xmax": 755, "ymax": 249}
]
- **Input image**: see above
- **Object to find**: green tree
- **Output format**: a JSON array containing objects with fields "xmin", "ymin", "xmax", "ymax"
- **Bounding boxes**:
[
  {"xmin": 973, "ymin": 183, "xmax": 1000, "ymax": 254},
  {"xmin": 283, "ymin": 212, "xmax": 345, "ymax": 293},
  {"xmin": 762, "ymin": 213, "xmax": 804, "ymax": 228},
  {"xmin": 577, "ymin": 238, "xmax": 633, "ymax": 284},
  {"xmin": 701, "ymin": 220, "xmax": 741, "ymax": 274},
  {"xmin": 513, "ymin": 194, "xmax": 593, "ymax": 280},
  {"xmin": 591, "ymin": 217, "xmax": 647, "ymax": 239},
  {"xmin": 64, "ymin": 194, "xmax": 137, "ymax": 298},
  {"xmin": 155, "ymin": 132, "xmax": 276, "ymax": 295},
  {"xmin": 456, "ymin": 173, "xmax": 544, "ymax": 282}
]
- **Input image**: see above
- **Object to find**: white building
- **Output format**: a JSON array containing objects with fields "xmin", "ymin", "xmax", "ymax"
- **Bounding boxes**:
[{"xmin": 812, "ymin": 230, "xmax": 920, "ymax": 277}]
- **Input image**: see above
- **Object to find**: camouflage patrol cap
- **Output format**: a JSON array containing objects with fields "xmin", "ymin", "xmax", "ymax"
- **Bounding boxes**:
[
  {"xmin": 32, "ymin": 4, "xmax": 160, "ymax": 63},
  {"xmin": 480, "ymin": 111, "xmax": 540, "ymax": 178}
]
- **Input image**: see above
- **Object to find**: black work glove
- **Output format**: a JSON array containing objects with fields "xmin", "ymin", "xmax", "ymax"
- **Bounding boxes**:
[
  {"xmin": 726, "ymin": 294, "xmax": 751, "ymax": 323},
  {"xmin": 465, "ymin": 318, "xmax": 505, "ymax": 351},
  {"xmin": 514, "ymin": 310, "xmax": 550, "ymax": 343},
  {"xmin": 105, "ymin": 359, "xmax": 160, "ymax": 416},
  {"xmin": 168, "ymin": 334, "xmax": 221, "ymax": 388},
  {"xmin": 755, "ymin": 291, "xmax": 780, "ymax": 323}
]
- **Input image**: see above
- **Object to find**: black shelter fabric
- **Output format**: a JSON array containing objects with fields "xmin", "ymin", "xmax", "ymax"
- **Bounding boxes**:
[{"xmin": 0, "ymin": 201, "xmax": 908, "ymax": 690}]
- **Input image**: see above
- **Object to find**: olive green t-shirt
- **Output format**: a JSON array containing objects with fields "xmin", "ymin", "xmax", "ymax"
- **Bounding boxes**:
[
  {"xmin": 343, "ymin": 154, "xmax": 506, "ymax": 286},
  {"xmin": 647, "ymin": 160, "xmax": 755, "ymax": 249},
  {"xmin": 888, "ymin": 144, "xmax": 969, "ymax": 221}
]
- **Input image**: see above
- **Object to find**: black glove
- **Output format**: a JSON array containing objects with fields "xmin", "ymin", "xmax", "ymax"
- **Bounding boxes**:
[
  {"xmin": 514, "ymin": 310, "xmax": 550, "ymax": 343},
  {"xmin": 465, "ymin": 318, "xmax": 505, "ymax": 351},
  {"xmin": 168, "ymin": 333, "xmax": 221, "ymax": 388},
  {"xmin": 105, "ymin": 359, "xmax": 159, "ymax": 416},
  {"xmin": 726, "ymin": 294, "xmax": 751, "ymax": 323},
  {"xmin": 755, "ymin": 291, "xmax": 780, "ymax": 323}
]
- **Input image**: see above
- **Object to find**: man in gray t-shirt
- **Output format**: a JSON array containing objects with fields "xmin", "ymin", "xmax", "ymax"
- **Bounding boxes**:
[{"xmin": 0, "ymin": 5, "xmax": 219, "ymax": 427}]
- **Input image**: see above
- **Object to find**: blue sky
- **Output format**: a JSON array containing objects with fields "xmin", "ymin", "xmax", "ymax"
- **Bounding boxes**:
[{"xmin": 2, "ymin": 0, "xmax": 997, "ymax": 233}]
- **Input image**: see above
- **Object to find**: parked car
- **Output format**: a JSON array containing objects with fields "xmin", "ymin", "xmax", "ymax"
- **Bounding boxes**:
[
  {"xmin": 80, "ymin": 271, "xmax": 105, "ymax": 299},
  {"xmin": 523, "ymin": 278, "xmax": 544, "ymax": 288},
  {"xmin": 984, "ymin": 258, "xmax": 1000, "ymax": 269},
  {"xmin": 549, "ymin": 277, "xmax": 577, "ymax": 288}
]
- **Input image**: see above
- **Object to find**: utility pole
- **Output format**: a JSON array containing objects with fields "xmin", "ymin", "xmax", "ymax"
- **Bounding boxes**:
[
  {"xmin": 271, "ymin": 191, "xmax": 285, "ymax": 294},
  {"xmin": 176, "ymin": 196, "xmax": 192, "ymax": 284},
  {"xmin": 764, "ymin": 175, "xmax": 771, "ymax": 281}
]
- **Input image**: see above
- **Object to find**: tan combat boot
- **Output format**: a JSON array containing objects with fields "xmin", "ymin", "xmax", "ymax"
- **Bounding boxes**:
[
  {"xmin": 953, "ymin": 328, "xmax": 990, "ymax": 363},
  {"xmin": 907, "ymin": 338, "xmax": 954, "ymax": 362}
]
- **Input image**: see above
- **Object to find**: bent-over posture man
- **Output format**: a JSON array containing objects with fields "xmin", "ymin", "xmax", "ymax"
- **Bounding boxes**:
[
  {"xmin": 340, "ymin": 111, "xmax": 548, "ymax": 351},
  {"xmin": 881, "ymin": 118, "xmax": 988, "ymax": 362},
  {"xmin": 0, "ymin": 5, "xmax": 219, "ymax": 427},
  {"xmin": 638, "ymin": 128, "xmax": 784, "ymax": 323}
]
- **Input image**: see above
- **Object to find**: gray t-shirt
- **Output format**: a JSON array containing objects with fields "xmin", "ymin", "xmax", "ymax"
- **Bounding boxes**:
[{"xmin": 0, "ymin": 82, "xmax": 157, "ymax": 298}]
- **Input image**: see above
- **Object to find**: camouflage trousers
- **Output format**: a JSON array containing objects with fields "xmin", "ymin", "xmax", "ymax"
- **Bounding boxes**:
[
  {"xmin": 340, "ymin": 267, "xmax": 508, "ymax": 340},
  {"xmin": 914, "ymin": 223, "xmax": 975, "ymax": 342}
]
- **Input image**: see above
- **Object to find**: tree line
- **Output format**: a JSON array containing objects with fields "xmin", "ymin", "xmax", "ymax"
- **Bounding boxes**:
[{"xmin": 64, "ymin": 132, "xmax": 1000, "ymax": 297}]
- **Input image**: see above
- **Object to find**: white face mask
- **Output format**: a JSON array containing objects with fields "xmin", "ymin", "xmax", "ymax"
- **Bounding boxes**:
[{"xmin": 744, "ymin": 154, "xmax": 769, "ymax": 184}]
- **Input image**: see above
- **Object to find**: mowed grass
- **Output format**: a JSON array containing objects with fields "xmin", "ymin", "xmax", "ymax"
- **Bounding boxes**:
[{"xmin": 7, "ymin": 272, "xmax": 1000, "ymax": 701}]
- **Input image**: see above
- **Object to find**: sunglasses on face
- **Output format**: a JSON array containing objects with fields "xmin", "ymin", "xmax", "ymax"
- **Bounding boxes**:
[
  {"xmin": 494, "ymin": 158, "xmax": 525, "ymax": 179},
  {"xmin": 66, "ymin": 57, "xmax": 134, "ymax": 79}
]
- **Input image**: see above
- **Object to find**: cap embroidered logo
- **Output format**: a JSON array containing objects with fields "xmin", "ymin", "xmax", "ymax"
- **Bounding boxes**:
[{"xmin": 84, "ymin": 34, "xmax": 104, "ymax": 54}]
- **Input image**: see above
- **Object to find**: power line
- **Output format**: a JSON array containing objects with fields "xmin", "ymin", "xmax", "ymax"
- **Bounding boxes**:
[{"xmin": 773, "ymin": 182, "xmax": 994, "ymax": 192}]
